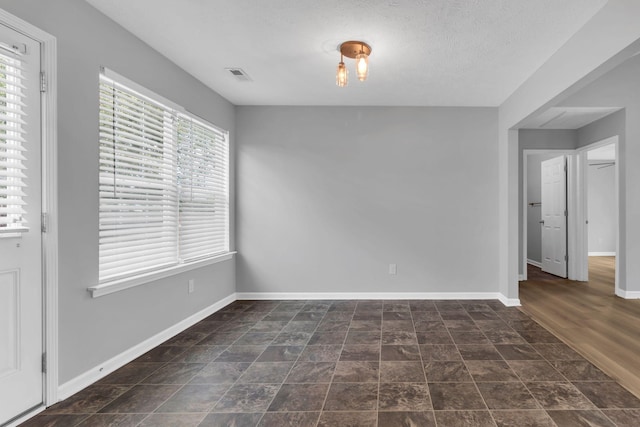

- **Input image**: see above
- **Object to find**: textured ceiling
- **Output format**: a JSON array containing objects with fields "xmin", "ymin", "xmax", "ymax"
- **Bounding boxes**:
[{"xmin": 85, "ymin": 0, "xmax": 608, "ymax": 106}]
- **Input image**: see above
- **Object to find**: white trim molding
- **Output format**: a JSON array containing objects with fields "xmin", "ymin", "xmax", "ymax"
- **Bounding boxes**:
[
  {"xmin": 58, "ymin": 293, "xmax": 236, "ymax": 401},
  {"xmin": 236, "ymin": 292, "xmax": 519, "ymax": 306},
  {"xmin": 0, "ymin": 8, "xmax": 59, "ymax": 410},
  {"xmin": 42, "ymin": 29, "xmax": 59, "ymax": 410},
  {"xmin": 588, "ymin": 252, "xmax": 616, "ymax": 257},
  {"xmin": 527, "ymin": 259, "xmax": 542, "ymax": 268},
  {"xmin": 88, "ymin": 252, "xmax": 236, "ymax": 297},
  {"xmin": 498, "ymin": 294, "xmax": 521, "ymax": 307},
  {"xmin": 615, "ymin": 289, "xmax": 640, "ymax": 300}
]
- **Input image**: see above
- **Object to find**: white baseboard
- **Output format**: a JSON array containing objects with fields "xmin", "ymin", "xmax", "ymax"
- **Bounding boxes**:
[
  {"xmin": 57, "ymin": 293, "xmax": 236, "ymax": 401},
  {"xmin": 527, "ymin": 259, "xmax": 542, "ymax": 268},
  {"xmin": 615, "ymin": 288, "xmax": 640, "ymax": 299},
  {"xmin": 498, "ymin": 295, "xmax": 521, "ymax": 307},
  {"xmin": 236, "ymin": 292, "xmax": 503, "ymax": 301},
  {"xmin": 589, "ymin": 252, "xmax": 616, "ymax": 257}
]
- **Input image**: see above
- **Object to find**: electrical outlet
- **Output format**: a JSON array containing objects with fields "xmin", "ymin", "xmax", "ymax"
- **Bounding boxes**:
[
  {"xmin": 389, "ymin": 264, "xmax": 397, "ymax": 275},
  {"xmin": 188, "ymin": 279, "xmax": 195, "ymax": 293}
]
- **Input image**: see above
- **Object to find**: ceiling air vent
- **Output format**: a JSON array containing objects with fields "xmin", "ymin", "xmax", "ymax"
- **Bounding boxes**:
[{"xmin": 226, "ymin": 68, "xmax": 252, "ymax": 82}]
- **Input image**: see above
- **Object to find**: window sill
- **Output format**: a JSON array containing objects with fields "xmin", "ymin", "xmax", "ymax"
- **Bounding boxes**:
[{"xmin": 88, "ymin": 252, "xmax": 236, "ymax": 298}]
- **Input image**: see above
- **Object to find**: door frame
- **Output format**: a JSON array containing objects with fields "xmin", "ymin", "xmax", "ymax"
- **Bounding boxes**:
[
  {"xmin": 0, "ymin": 7, "xmax": 58, "ymax": 419},
  {"xmin": 521, "ymin": 149, "xmax": 579, "ymax": 281},
  {"xmin": 576, "ymin": 135, "xmax": 620, "ymax": 295}
]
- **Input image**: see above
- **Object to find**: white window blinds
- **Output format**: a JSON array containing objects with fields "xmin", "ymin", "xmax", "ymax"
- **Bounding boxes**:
[
  {"xmin": 177, "ymin": 115, "xmax": 229, "ymax": 261},
  {"xmin": 99, "ymin": 70, "xmax": 229, "ymax": 283},
  {"xmin": 0, "ymin": 50, "xmax": 28, "ymax": 232}
]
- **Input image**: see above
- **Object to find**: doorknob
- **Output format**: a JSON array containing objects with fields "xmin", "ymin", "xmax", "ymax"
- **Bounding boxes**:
[{"xmin": 539, "ymin": 220, "xmax": 545, "ymax": 225}]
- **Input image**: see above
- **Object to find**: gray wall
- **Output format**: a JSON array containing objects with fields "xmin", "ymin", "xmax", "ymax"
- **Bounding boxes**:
[
  {"xmin": 236, "ymin": 106, "xmax": 499, "ymax": 294},
  {"xmin": 0, "ymin": 0, "xmax": 237, "ymax": 384},
  {"xmin": 526, "ymin": 153, "xmax": 560, "ymax": 264},
  {"xmin": 518, "ymin": 130, "xmax": 577, "ymax": 274},
  {"xmin": 588, "ymin": 161, "xmax": 616, "ymax": 254},
  {"xmin": 577, "ymin": 110, "xmax": 625, "ymax": 150}
]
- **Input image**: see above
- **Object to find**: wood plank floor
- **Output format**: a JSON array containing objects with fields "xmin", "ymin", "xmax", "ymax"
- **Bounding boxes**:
[{"xmin": 520, "ymin": 256, "xmax": 640, "ymax": 398}]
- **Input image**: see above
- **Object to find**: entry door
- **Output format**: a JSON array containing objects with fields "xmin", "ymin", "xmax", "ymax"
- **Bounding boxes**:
[
  {"xmin": 541, "ymin": 155, "xmax": 567, "ymax": 278},
  {"xmin": 0, "ymin": 24, "xmax": 43, "ymax": 425}
]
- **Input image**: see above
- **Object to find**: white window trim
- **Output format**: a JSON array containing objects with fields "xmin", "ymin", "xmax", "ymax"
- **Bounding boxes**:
[
  {"xmin": 92, "ymin": 67, "xmax": 232, "ymax": 298},
  {"xmin": 88, "ymin": 251, "xmax": 236, "ymax": 298}
]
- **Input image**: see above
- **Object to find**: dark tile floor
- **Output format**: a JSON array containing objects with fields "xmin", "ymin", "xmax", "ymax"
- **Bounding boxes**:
[{"xmin": 21, "ymin": 300, "xmax": 640, "ymax": 426}]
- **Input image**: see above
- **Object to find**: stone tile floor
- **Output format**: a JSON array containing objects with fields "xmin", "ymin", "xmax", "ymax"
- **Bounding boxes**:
[{"xmin": 21, "ymin": 300, "xmax": 640, "ymax": 426}]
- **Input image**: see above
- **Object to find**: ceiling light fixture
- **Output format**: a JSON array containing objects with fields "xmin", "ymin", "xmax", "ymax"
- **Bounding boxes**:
[{"xmin": 336, "ymin": 40, "xmax": 371, "ymax": 87}]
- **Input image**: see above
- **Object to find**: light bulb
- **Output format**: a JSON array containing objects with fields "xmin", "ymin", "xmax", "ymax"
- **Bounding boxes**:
[
  {"xmin": 355, "ymin": 53, "xmax": 368, "ymax": 81},
  {"xmin": 336, "ymin": 61, "xmax": 348, "ymax": 87}
]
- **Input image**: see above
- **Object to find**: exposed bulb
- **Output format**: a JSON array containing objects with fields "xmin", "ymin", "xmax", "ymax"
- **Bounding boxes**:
[
  {"xmin": 336, "ymin": 61, "xmax": 348, "ymax": 87},
  {"xmin": 355, "ymin": 53, "xmax": 368, "ymax": 81}
]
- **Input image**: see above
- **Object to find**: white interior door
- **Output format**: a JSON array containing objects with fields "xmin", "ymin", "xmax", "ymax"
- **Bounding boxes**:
[
  {"xmin": 0, "ymin": 24, "xmax": 43, "ymax": 425},
  {"xmin": 541, "ymin": 155, "xmax": 567, "ymax": 278}
]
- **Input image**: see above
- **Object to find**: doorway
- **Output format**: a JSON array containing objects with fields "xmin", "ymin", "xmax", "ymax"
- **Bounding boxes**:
[
  {"xmin": 521, "ymin": 149, "xmax": 575, "ymax": 281},
  {"xmin": 521, "ymin": 136, "xmax": 620, "ymax": 294},
  {"xmin": 577, "ymin": 136, "xmax": 619, "ymax": 295}
]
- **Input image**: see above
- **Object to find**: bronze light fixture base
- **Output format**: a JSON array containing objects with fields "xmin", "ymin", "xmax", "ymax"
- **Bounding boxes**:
[{"xmin": 339, "ymin": 40, "xmax": 372, "ymax": 59}]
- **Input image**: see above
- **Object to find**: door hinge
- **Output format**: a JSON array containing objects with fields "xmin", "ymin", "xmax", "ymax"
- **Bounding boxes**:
[
  {"xmin": 41, "ymin": 212, "xmax": 47, "ymax": 233},
  {"xmin": 42, "ymin": 352, "xmax": 47, "ymax": 373},
  {"xmin": 565, "ymin": 254, "xmax": 568, "ymax": 261},
  {"xmin": 40, "ymin": 71, "xmax": 46, "ymax": 93},
  {"xmin": 564, "ymin": 210, "xmax": 568, "ymax": 217}
]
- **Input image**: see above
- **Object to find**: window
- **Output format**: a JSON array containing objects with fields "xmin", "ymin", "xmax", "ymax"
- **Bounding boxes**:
[
  {"xmin": 0, "ymin": 48, "xmax": 28, "ymax": 233},
  {"xmin": 98, "ymin": 68, "xmax": 229, "ymax": 284}
]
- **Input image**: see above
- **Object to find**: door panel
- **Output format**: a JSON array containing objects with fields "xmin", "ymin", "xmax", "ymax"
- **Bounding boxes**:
[
  {"xmin": 541, "ymin": 155, "xmax": 567, "ymax": 278},
  {"xmin": 0, "ymin": 270, "xmax": 19, "ymax": 378},
  {"xmin": 0, "ymin": 23, "xmax": 43, "ymax": 425}
]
